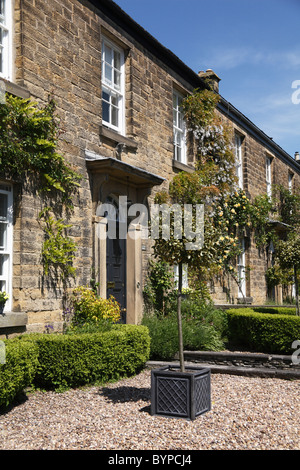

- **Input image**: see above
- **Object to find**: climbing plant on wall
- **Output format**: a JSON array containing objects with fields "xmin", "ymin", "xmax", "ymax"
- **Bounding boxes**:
[{"xmin": 0, "ymin": 94, "xmax": 81, "ymax": 287}]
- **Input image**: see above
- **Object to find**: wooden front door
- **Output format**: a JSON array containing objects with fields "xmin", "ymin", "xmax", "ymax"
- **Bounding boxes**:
[{"xmin": 106, "ymin": 221, "xmax": 127, "ymax": 323}]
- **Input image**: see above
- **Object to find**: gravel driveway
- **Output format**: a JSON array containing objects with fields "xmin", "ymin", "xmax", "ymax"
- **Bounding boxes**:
[{"xmin": 0, "ymin": 369, "xmax": 299, "ymax": 450}]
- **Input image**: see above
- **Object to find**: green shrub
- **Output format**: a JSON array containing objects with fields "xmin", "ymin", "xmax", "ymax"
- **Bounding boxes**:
[
  {"xmin": 226, "ymin": 308, "xmax": 300, "ymax": 354},
  {"xmin": 142, "ymin": 308, "xmax": 225, "ymax": 361},
  {"xmin": 0, "ymin": 340, "xmax": 39, "ymax": 408},
  {"xmin": 142, "ymin": 315, "xmax": 179, "ymax": 360},
  {"xmin": 69, "ymin": 286, "xmax": 121, "ymax": 326},
  {"xmin": 253, "ymin": 307, "xmax": 297, "ymax": 316},
  {"xmin": 17, "ymin": 325, "xmax": 150, "ymax": 391},
  {"xmin": 181, "ymin": 299, "xmax": 228, "ymax": 336}
]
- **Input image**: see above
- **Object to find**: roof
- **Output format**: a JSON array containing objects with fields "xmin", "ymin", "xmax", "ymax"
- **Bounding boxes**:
[{"xmin": 90, "ymin": 0, "xmax": 300, "ymax": 174}]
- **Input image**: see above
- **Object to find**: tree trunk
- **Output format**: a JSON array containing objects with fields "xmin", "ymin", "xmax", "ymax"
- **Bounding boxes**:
[
  {"xmin": 177, "ymin": 262, "xmax": 185, "ymax": 372},
  {"xmin": 294, "ymin": 265, "xmax": 300, "ymax": 316}
]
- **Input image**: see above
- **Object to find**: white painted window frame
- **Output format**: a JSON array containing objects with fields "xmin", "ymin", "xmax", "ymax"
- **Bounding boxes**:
[
  {"xmin": 101, "ymin": 36, "xmax": 125, "ymax": 135},
  {"xmin": 0, "ymin": 0, "xmax": 12, "ymax": 80},
  {"xmin": 173, "ymin": 90, "xmax": 187, "ymax": 164},
  {"xmin": 0, "ymin": 183, "xmax": 13, "ymax": 312}
]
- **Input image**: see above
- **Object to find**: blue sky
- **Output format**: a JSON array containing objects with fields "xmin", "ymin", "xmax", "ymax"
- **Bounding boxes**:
[{"xmin": 114, "ymin": 0, "xmax": 300, "ymax": 158}]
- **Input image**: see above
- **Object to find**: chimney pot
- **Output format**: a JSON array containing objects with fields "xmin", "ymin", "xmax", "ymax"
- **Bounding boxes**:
[{"xmin": 295, "ymin": 151, "xmax": 300, "ymax": 161}]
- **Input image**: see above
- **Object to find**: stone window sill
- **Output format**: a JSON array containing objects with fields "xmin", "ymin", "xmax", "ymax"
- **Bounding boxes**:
[
  {"xmin": 0, "ymin": 78, "xmax": 30, "ymax": 99},
  {"xmin": 0, "ymin": 312, "xmax": 28, "ymax": 328},
  {"xmin": 100, "ymin": 125, "xmax": 138, "ymax": 151},
  {"xmin": 172, "ymin": 159, "xmax": 194, "ymax": 173}
]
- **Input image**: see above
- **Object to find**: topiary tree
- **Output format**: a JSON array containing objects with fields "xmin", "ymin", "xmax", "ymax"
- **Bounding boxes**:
[{"xmin": 152, "ymin": 89, "xmax": 240, "ymax": 371}]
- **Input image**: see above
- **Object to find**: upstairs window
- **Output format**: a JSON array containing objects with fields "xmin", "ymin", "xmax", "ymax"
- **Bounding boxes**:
[
  {"xmin": 266, "ymin": 156, "xmax": 272, "ymax": 198},
  {"xmin": 288, "ymin": 172, "xmax": 294, "ymax": 193},
  {"xmin": 235, "ymin": 134, "xmax": 243, "ymax": 189},
  {"xmin": 101, "ymin": 37, "xmax": 125, "ymax": 134},
  {"xmin": 0, "ymin": 0, "xmax": 12, "ymax": 80},
  {"xmin": 173, "ymin": 90, "xmax": 186, "ymax": 164},
  {"xmin": 0, "ymin": 183, "xmax": 12, "ymax": 312}
]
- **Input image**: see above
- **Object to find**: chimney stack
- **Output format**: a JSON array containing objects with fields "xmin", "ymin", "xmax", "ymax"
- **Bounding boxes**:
[
  {"xmin": 295, "ymin": 151, "xmax": 300, "ymax": 162},
  {"xmin": 198, "ymin": 69, "xmax": 221, "ymax": 93}
]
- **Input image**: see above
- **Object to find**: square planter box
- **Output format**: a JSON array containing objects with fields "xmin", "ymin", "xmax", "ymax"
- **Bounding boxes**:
[{"xmin": 151, "ymin": 365, "xmax": 211, "ymax": 420}]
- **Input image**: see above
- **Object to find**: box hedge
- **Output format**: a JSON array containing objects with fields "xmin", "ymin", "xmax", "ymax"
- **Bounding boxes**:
[
  {"xmin": 253, "ymin": 307, "xmax": 297, "ymax": 316},
  {"xmin": 0, "ymin": 340, "xmax": 39, "ymax": 408},
  {"xmin": 226, "ymin": 308, "xmax": 300, "ymax": 354},
  {"xmin": 18, "ymin": 324, "xmax": 150, "ymax": 390}
]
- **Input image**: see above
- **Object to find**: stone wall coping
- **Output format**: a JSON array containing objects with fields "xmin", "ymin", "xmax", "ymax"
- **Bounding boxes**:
[{"xmin": 183, "ymin": 350, "xmax": 292, "ymax": 362}]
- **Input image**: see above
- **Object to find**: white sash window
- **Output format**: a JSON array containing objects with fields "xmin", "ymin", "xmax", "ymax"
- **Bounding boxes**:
[
  {"xmin": 0, "ymin": 0, "xmax": 12, "ymax": 80},
  {"xmin": 235, "ymin": 134, "xmax": 243, "ymax": 189},
  {"xmin": 173, "ymin": 90, "xmax": 187, "ymax": 164},
  {"xmin": 0, "ymin": 183, "xmax": 12, "ymax": 311},
  {"xmin": 101, "ymin": 37, "xmax": 125, "ymax": 134},
  {"xmin": 266, "ymin": 156, "xmax": 272, "ymax": 198}
]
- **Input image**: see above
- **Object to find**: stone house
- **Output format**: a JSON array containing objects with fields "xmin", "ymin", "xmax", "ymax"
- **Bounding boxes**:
[{"xmin": 0, "ymin": 0, "xmax": 299, "ymax": 335}]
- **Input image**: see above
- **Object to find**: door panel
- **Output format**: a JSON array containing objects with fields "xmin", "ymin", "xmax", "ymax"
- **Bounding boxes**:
[{"xmin": 106, "ymin": 226, "xmax": 126, "ymax": 323}]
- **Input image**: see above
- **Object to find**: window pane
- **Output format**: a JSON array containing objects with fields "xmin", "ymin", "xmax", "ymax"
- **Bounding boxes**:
[
  {"xmin": 178, "ymin": 111, "xmax": 183, "ymax": 130},
  {"xmin": 173, "ymin": 93, "xmax": 177, "ymax": 108},
  {"xmin": 114, "ymin": 70, "xmax": 121, "ymax": 89},
  {"xmin": 111, "ymin": 94, "xmax": 118, "ymax": 107},
  {"xmin": 176, "ymin": 146, "xmax": 181, "ymax": 162},
  {"xmin": 0, "ymin": 0, "xmax": 4, "ymax": 20},
  {"xmin": 0, "ymin": 194, "xmax": 7, "ymax": 219},
  {"xmin": 0, "ymin": 223, "xmax": 6, "ymax": 249},
  {"xmin": 104, "ymin": 64, "xmax": 112, "ymax": 85},
  {"xmin": 111, "ymin": 105, "xmax": 118, "ymax": 127},
  {"xmin": 173, "ymin": 109, "xmax": 177, "ymax": 127},
  {"xmin": 104, "ymin": 43, "xmax": 112, "ymax": 65},
  {"xmin": 114, "ymin": 50, "xmax": 121, "ymax": 71},
  {"xmin": 0, "ymin": 254, "xmax": 4, "ymax": 275},
  {"xmin": 102, "ymin": 99, "xmax": 110, "ymax": 123}
]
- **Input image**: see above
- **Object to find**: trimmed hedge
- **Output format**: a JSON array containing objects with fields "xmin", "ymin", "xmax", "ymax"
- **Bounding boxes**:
[
  {"xmin": 0, "ymin": 340, "xmax": 39, "ymax": 408},
  {"xmin": 226, "ymin": 308, "xmax": 300, "ymax": 354},
  {"xmin": 19, "ymin": 324, "xmax": 150, "ymax": 390},
  {"xmin": 253, "ymin": 307, "xmax": 297, "ymax": 316}
]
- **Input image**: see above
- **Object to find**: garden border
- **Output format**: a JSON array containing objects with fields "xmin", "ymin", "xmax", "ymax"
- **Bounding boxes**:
[{"xmin": 147, "ymin": 349, "xmax": 300, "ymax": 380}]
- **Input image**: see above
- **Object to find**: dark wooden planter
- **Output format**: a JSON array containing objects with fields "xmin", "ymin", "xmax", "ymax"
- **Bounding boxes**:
[{"xmin": 151, "ymin": 365, "xmax": 211, "ymax": 420}]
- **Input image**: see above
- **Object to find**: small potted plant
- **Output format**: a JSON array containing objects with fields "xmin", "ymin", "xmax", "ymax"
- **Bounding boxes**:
[{"xmin": 0, "ymin": 291, "xmax": 9, "ymax": 314}]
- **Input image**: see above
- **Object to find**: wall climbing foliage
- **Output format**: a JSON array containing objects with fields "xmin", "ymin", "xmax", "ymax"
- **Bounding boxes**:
[{"xmin": 0, "ymin": 94, "xmax": 82, "ymax": 287}]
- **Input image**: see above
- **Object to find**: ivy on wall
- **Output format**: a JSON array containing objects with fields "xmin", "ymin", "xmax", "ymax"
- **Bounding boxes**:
[{"xmin": 0, "ymin": 94, "xmax": 82, "ymax": 287}]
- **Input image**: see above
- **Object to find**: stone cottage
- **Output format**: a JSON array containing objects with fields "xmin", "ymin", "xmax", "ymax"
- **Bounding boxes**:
[{"xmin": 0, "ymin": 0, "xmax": 299, "ymax": 335}]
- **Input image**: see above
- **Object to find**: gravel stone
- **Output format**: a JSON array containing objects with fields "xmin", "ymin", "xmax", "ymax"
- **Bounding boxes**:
[{"xmin": 0, "ymin": 370, "xmax": 299, "ymax": 450}]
